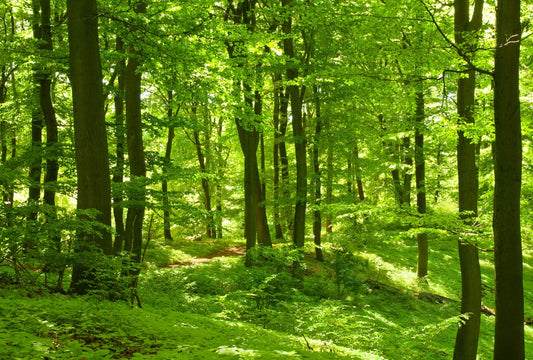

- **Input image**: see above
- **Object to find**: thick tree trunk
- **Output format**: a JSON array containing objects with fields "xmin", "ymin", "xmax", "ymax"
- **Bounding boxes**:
[
  {"xmin": 414, "ymin": 90, "xmax": 428, "ymax": 278},
  {"xmin": 67, "ymin": 0, "xmax": 113, "ymax": 293},
  {"xmin": 282, "ymin": 0, "xmax": 307, "ymax": 280},
  {"xmin": 112, "ymin": 36, "xmax": 126, "ymax": 254},
  {"xmin": 493, "ymin": 0, "xmax": 524, "ymax": 358},
  {"xmin": 453, "ymin": 1, "xmax": 483, "ymax": 357}
]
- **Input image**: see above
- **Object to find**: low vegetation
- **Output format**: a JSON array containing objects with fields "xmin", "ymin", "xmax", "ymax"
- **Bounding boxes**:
[{"xmin": 1, "ymin": 212, "xmax": 532, "ymax": 359}]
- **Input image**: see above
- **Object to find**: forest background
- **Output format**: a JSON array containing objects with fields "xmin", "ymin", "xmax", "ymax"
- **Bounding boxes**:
[{"xmin": 0, "ymin": 0, "xmax": 532, "ymax": 359}]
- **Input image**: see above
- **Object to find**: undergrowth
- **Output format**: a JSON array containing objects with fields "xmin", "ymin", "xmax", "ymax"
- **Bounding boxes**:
[{"xmin": 1, "ymin": 208, "xmax": 533, "ymax": 359}]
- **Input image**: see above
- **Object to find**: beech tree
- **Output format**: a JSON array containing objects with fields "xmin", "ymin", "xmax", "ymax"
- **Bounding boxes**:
[
  {"xmin": 453, "ymin": 0, "xmax": 484, "ymax": 358},
  {"xmin": 67, "ymin": 0, "xmax": 112, "ymax": 293},
  {"xmin": 492, "ymin": 0, "xmax": 524, "ymax": 357}
]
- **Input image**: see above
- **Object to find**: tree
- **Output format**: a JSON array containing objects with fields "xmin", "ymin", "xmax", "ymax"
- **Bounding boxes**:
[
  {"xmin": 453, "ymin": 0, "xmax": 484, "ymax": 357},
  {"xmin": 281, "ymin": 0, "xmax": 307, "ymax": 278},
  {"xmin": 225, "ymin": 0, "xmax": 271, "ymax": 265},
  {"xmin": 123, "ymin": 0, "xmax": 148, "ymax": 274},
  {"xmin": 492, "ymin": 0, "xmax": 524, "ymax": 357},
  {"xmin": 67, "ymin": 0, "xmax": 113, "ymax": 293},
  {"xmin": 414, "ymin": 88, "xmax": 427, "ymax": 278}
]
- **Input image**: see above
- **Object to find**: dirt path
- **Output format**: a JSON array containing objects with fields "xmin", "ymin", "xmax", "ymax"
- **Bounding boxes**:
[{"xmin": 167, "ymin": 246, "xmax": 247, "ymax": 267}]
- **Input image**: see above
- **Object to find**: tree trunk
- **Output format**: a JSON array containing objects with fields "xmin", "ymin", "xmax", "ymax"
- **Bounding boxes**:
[
  {"xmin": 401, "ymin": 136, "xmax": 412, "ymax": 207},
  {"xmin": 67, "ymin": 0, "xmax": 113, "ymax": 293},
  {"xmin": 325, "ymin": 117, "xmax": 333, "ymax": 233},
  {"xmin": 282, "ymin": 0, "xmax": 307, "ymax": 280},
  {"xmin": 414, "ymin": 90, "xmax": 428, "ymax": 278},
  {"xmin": 39, "ymin": 0, "xmax": 62, "ymax": 290},
  {"xmin": 226, "ymin": 1, "xmax": 271, "ymax": 263},
  {"xmin": 353, "ymin": 143, "xmax": 365, "ymax": 201},
  {"xmin": 453, "ymin": 0, "xmax": 483, "ymax": 357},
  {"xmin": 193, "ymin": 125, "xmax": 214, "ymax": 239},
  {"xmin": 215, "ymin": 116, "xmax": 225, "ymax": 239},
  {"xmin": 272, "ymin": 74, "xmax": 284, "ymax": 239},
  {"xmin": 312, "ymin": 87, "xmax": 324, "ymax": 261},
  {"xmin": 124, "ymin": 0, "xmax": 147, "ymax": 271},
  {"xmin": 279, "ymin": 86, "xmax": 292, "ymax": 234},
  {"xmin": 27, "ymin": 0, "xmax": 44, "ymax": 251},
  {"xmin": 252, "ymin": 90, "xmax": 272, "ymax": 247},
  {"xmin": 112, "ymin": 36, "xmax": 126, "ymax": 254},
  {"xmin": 162, "ymin": 90, "xmax": 175, "ymax": 243},
  {"xmin": 493, "ymin": 0, "xmax": 524, "ymax": 357}
]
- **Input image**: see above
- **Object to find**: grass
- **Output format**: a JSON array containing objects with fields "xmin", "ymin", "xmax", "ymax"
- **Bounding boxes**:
[{"xmin": 1, "ymin": 216, "xmax": 532, "ymax": 359}]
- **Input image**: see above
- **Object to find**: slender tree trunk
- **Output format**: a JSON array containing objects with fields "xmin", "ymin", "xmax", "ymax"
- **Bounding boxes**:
[
  {"xmin": 493, "ymin": 0, "xmax": 524, "ymax": 357},
  {"xmin": 325, "ymin": 117, "xmax": 333, "ymax": 233},
  {"xmin": 272, "ymin": 75, "xmax": 284, "ymax": 239},
  {"xmin": 279, "ymin": 87, "xmax": 292, "ymax": 234},
  {"xmin": 194, "ymin": 127, "xmax": 214, "ymax": 239},
  {"xmin": 312, "ymin": 87, "xmax": 324, "ymax": 261},
  {"xmin": 434, "ymin": 143, "xmax": 442, "ymax": 202},
  {"xmin": 39, "ymin": 0, "xmax": 63, "ymax": 289},
  {"xmin": 282, "ymin": 0, "xmax": 307, "ymax": 280},
  {"xmin": 215, "ymin": 116, "xmax": 224, "ymax": 239},
  {"xmin": 414, "ymin": 90, "xmax": 428, "ymax": 278},
  {"xmin": 252, "ymin": 90, "xmax": 272, "ymax": 247},
  {"xmin": 346, "ymin": 158, "xmax": 353, "ymax": 196},
  {"xmin": 1, "ymin": 70, "xmax": 11, "ymax": 208},
  {"xmin": 401, "ymin": 137, "xmax": 412, "ymax": 207},
  {"xmin": 27, "ymin": 0, "xmax": 44, "ymax": 251},
  {"xmin": 353, "ymin": 143, "xmax": 365, "ymax": 201},
  {"xmin": 453, "ymin": 1, "xmax": 484, "ymax": 357},
  {"xmin": 112, "ymin": 36, "xmax": 126, "ymax": 254},
  {"xmin": 124, "ymin": 0, "xmax": 147, "ymax": 272},
  {"xmin": 67, "ymin": 0, "xmax": 113, "ymax": 293},
  {"xmin": 162, "ymin": 90, "xmax": 175, "ymax": 242}
]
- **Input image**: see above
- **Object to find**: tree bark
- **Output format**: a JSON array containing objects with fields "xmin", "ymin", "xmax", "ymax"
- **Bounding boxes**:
[
  {"xmin": 453, "ymin": 0, "xmax": 483, "ymax": 357},
  {"xmin": 414, "ymin": 90, "xmax": 427, "ymax": 278},
  {"xmin": 272, "ymin": 74, "xmax": 284, "ymax": 239},
  {"xmin": 67, "ymin": 0, "xmax": 113, "ymax": 293},
  {"xmin": 124, "ymin": 0, "xmax": 147, "ymax": 271},
  {"xmin": 27, "ymin": 0, "xmax": 44, "ymax": 251},
  {"xmin": 325, "ymin": 117, "xmax": 333, "ymax": 234},
  {"xmin": 353, "ymin": 143, "xmax": 365, "ymax": 201},
  {"xmin": 279, "ymin": 85, "xmax": 293, "ymax": 234},
  {"xmin": 282, "ymin": 0, "xmax": 307, "ymax": 280},
  {"xmin": 493, "ymin": 0, "xmax": 524, "ymax": 357},
  {"xmin": 39, "ymin": 0, "xmax": 62, "ymax": 289},
  {"xmin": 193, "ymin": 125, "xmax": 214, "ymax": 239},
  {"xmin": 162, "ymin": 90, "xmax": 175, "ymax": 243},
  {"xmin": 312, "ymin": 87, "xmax": 324, "ymax": 261},
  {"xmin": 112, "ymin": 36, "xmax": 126, "ymax": 254}
]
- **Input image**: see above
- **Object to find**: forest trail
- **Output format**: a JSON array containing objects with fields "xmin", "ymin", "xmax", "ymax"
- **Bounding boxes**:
[{"xmin": 167, "ymin": 245, "xmax": 247, "ymax": 267}]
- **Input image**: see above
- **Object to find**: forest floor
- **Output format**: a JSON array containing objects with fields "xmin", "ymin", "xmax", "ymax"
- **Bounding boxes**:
[
  {"xmin": 1, "ymin": 223, "xmax": 533, "ymax": 359},
  {"xmin": 167, "ymin": 245, "xmax": 247, "ymax": 266}
]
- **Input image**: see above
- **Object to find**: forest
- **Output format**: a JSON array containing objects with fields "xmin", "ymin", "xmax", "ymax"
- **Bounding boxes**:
[{"xmin": 0, "ymin": 0, "xmax": 532, "ymax": 358}]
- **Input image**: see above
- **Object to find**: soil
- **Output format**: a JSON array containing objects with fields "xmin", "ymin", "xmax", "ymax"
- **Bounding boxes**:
[{"xmin": 167, "ymin": 245, "xmax": 247, "ymax": 267}]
